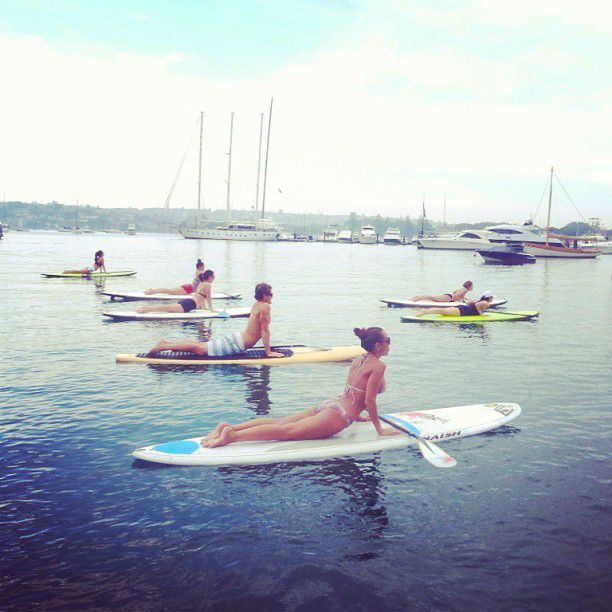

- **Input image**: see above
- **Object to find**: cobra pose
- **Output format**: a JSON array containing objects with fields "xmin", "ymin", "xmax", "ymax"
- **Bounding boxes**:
[
  {"xmin": 147, "ymin": 283, "xmax": 284, "ymax": 358},
  {"xmin": 201, "ymin": 326, "xmax": 401, "ymax": 448},
  {"xmin": 136, "ymin": 269, "xmax": 215, "ymax": 314},
  {"xmin": 416, "ymin": 291, "xmax": 494, "ymax": 317},
  {"xmin": 144, "ymin": 259, "xmax": 205, "ymax": 295},
  {"xmin": 411, "ymin": 280, "xmax": 473, "ymax": 303},
  {"xmin": 63, "ymin": 250, "xmax": 106, "ymax": 275}
]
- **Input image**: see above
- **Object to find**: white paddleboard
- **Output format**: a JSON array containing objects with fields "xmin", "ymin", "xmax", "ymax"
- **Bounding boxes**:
[
  {"xmin": 381, "ymin": 298, "xmax": 507, "ymax": 308},
  {"xmin": 103, "ymin": 306, "xmax": 251, "ymax": 321},
  {"xmin": 132, "ymin": 402, "xmax": 521, "ymax": 466},
  {"xmin": 103, "ymin": 290, "xmax": 241, "ymax": 302}
]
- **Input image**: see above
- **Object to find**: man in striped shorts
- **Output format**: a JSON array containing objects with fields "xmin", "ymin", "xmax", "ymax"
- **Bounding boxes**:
[{"xmin": 147, "ymin": 282, "xmax": 285, "ymax": 358}]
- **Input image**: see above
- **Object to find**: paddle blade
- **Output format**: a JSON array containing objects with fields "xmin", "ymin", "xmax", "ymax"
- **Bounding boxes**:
[{"xmin": 416, "ymin": 439, "xmax": 457, "ymax": 468}]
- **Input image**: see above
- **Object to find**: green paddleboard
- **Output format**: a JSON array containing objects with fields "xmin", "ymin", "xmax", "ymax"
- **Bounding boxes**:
[
  {"xmin": 42, "ymin": 271, "xmax": 137, "ymax": 278},
  {"xmin": 402, "ymin": 310, "xmax": 539, "ymax": 323}
]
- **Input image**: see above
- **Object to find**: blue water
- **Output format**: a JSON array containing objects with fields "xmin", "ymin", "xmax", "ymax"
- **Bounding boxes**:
[{"xmin": 1, "ymin": 232, "xmax": 611, "ymax": 610}]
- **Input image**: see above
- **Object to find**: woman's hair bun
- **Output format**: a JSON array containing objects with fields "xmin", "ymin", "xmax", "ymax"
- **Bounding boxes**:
[{"xmin": 353, "ymin": 327, "xmax": 364, "ymax": 338}]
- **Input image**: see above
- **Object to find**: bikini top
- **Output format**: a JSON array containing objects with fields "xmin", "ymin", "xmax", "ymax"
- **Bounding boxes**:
[{"xmin": 340, "ymin": 353, "xmax": 384, "ymax": 401}]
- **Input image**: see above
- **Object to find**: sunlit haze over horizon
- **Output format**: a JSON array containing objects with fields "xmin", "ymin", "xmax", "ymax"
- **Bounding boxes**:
[{"xmin": 1, "ymin": 0, "xmax": 611, "ymax": 226}]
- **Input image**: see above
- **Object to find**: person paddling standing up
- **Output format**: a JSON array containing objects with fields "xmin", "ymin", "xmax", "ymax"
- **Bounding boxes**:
[
  {"xmin": 147, "ymin": 282, "xmax": 285, "ymax": 358},
  {"xmin": 411, "ymin": 280, "xmax": 473, "ymax": 303},
  {"xmin": 136, "ymin": 270, "xmax": 215, "ymax": 314}
]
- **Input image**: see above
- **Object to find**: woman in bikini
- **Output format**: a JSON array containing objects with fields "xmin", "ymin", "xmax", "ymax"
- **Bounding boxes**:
[
  {"xmin": 416, "ymin": 291, "xmax": 494, "ymax": 317},
  {"xmin": 411, "ymin": 280, "xmax": 473, "ymax": 303},
  {"xmin": 63, "ymin": 250, "xmax": 106, "ymax": 275},
  {"xmin": 202, "ymin": 326, "xmax": 401, "ymax": 448},
  {"xmin": 144, "ymin": 259, "xmax": 205, "ymax": 295}
]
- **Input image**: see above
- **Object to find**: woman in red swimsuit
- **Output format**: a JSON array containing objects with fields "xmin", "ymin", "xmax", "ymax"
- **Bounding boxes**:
[
  {"xmin": 202, "ymin": 327, "xmax": 401, "ymax": 448},
  {"xmin": 144, "ymin": 259, "xmax": 205, "ymax": 295}
]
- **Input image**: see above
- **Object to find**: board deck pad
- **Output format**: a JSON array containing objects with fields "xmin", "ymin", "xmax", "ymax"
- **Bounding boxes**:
[
  {"xmin": 136, "ymin": 347, "xmax": 295, "ymax": 360},
  {"xmin": 382, "ymin": 298, "xmax": 507, "ymax": 308},
  {"xmin": 116, "ymin": 345, "xmax": 365, "ymax": 366},
  {"xmin": 132, "ymin": 402, "xmax": 521, "ymax": 466},
  {"xmin": 402, "ymin": 310, "xmax": 539, "ymax": 323}
]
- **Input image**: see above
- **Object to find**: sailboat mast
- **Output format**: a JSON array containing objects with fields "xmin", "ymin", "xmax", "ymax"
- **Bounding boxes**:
[
  {"xmin": 76, "ymin": 199, "xmax": 79, "ymax": 231},
  {"xmin": 225, "ymin": 112, "xmax": 234, "ymax": 223},
  {"xmin": 443, "ymin": 195, "xmax": 447, "ymax": 228},
  {"xmin": 197, "ymin": 111, "xmax": 204, "ymax": 226},
  {"xmin": 254, "ymin": 113, "xmax": 264, "ymax": 213},
  {"xmin": 546, "ymin": 166, "xmax": 553, "ymax": 245},
  {"xmin": 261, "ymin": 97, "xmax": 274, "ymax": 219}
]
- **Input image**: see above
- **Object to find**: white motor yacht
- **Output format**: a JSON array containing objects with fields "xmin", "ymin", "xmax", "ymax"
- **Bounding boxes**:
[
  {"xmin": 383, "ymin": 228, "xmax": 403, "ymax": 245},
  {"xmin": 417, "ymin": 230, "xmax": 493, "ymax": 250},
  {"xmin": 337, "ymin": 230, "xmax": 352, "ymax": 243},
  {"xmin": 484, "ymin": 223, "xmax": 565, "ymax": 246},
  {"xmin": 358, "ymin": 225, "xmax": 377, "ymax": 245}
]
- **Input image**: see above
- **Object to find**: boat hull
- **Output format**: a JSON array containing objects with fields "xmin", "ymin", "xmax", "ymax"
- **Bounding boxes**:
[
  {"xmin": 180, "ymin": 228, "xmax": 279, "ymax": 241},
  {"xmin": 523, "ymin": 244, "xmax": 600, "ymax": 258}
]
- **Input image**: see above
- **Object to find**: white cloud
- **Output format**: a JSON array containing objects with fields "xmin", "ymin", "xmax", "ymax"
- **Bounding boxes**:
[{"xmin": 0, "ymin": 28, "xmax": 610, "ymax": 225}]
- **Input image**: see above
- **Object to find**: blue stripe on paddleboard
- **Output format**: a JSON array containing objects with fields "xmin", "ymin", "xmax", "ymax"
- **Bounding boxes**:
[
  {"xmin": 152, "ymin": 440, "xmax": 199, "ymax": 454},
  {"xmin": 382, "ymin": 414, "xmax": 422, "ymax": 436}
]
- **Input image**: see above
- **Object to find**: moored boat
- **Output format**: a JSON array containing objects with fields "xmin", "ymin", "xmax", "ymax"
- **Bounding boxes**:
[
  {"xmin": 383, "ymin": 227, "xmax": 403, "ymax": 245},
  {"xmin": 476, "ymin": 244, "xmax": 536, "ymax": 265}
]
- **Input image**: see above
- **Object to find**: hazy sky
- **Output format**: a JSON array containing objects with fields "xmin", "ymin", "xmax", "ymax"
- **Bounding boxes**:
[{"xmin": 1, "ymin": 0, "xmax": 611, "ymax": 225}]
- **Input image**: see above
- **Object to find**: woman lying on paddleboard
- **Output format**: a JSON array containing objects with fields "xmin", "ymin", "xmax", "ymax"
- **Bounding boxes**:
[
  {"xmin": 202, "ymin": 327, "xmax": 401, "ymax": 448},
  {"xmin": 411, "ymin": 280, "xmax": 473, "ymax": 303},
  {"xmin": 416, "ymin": 291, "xmax": 494, "ymax": 317},
  {"xmin": 63, "ymin": 250, "xmax": 106, "ymax": 275},
  {"xmin": 144, "ymin": 259, "xmax": 205, "ymax": 295},
  {"xmin": 136, "ymin": 269, "xmax": 214, "ymax": 314}
]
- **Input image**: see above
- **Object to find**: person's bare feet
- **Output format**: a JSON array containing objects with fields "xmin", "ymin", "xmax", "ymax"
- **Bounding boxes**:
[
  {"xmin": 147, "ymin": 339, "xmax": 170, "ymax": 356},
  {"xmin": 144, "ymin": 289, "xmax": 154, "ymax": 295},
  {"xmin": 202, "ymin": 427, "xmax": 233, "ymax": 448},
  {"xmin": 415, "ymin": 310, "xmax": 427, "ymax": 316},
  {"xmin": 201, "ymin": 421, "xmax": 230, "ymax": 445}
]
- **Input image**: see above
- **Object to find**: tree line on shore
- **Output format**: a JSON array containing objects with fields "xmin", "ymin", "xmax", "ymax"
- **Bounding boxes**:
[{"xmin": 0, "ymin": 200, "xmax": 607, "ymax": 238}]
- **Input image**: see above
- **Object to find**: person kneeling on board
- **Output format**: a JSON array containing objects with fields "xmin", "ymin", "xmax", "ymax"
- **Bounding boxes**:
[
  {"xmin": 63, "ymin": 250, "xmax": 106, "ymax": 275},
  {"xmin": 147, "ymin": 282, "xmax": 285, "ymax": 358},
  {"xmin": 144, "ymin": 258, "xmax": 205, "ymax": 295},
  {"xmin": 411, "ymin": 280, "xmax": 473, "ymax": 303},
  {"xmin": 136, "ymin": 269, "xmax": 215, "ymax": 314},
  {"xmin": 201, "ymin": 326, "xmax": 401, "ymax": 448},
  {"xmin": 416, "ymin": 291, "xmax": 494, "ymax": 317}
]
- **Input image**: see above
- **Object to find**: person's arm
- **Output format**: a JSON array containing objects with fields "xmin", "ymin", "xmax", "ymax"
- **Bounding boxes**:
[
  {"xmin": 203, "ymin": 284, "xmax": 213, "ymax": 311},
  {"xmin": 259, "ymin": 306, "xmax": 283, "ymax": 357},
  {"xmin": 100, "ymin": 257, "xmax": 106, "ymax": 273},
  {"xmin": 364, "ymin": 363, "xmax": 399, "ymax": 436},
  {"xmin": 476, "ymin": 300, "xmax": 489, "ymax": 315}
]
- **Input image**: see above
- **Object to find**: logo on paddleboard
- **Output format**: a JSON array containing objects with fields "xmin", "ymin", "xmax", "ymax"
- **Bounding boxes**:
[
  {"xmin": 424, "ymin": 430, "xmax": 461, "ymax": 441},
  {"xmin": 487, "ymin": 403, "xmax": 515, "ymax": 416},
  {"xmin": 398, "ymin": 411, "xmax": 450, "ymax": 424}
]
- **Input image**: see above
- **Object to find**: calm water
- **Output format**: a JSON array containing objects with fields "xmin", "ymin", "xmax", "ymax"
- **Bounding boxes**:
[{"xmin": 1, "ymin": 231, "xmax": 611, "ymax": 610}]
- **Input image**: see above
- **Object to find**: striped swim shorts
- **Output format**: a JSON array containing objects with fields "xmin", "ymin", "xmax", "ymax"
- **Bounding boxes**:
[{"xmin": 208, "ymin": 331, "xmax": 246, "ymax": 357}]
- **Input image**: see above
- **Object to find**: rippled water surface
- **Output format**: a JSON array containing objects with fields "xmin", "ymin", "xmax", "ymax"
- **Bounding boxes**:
[{"xmin": 1, "ymin": 232, "xmax": 611, "ymax": 610}]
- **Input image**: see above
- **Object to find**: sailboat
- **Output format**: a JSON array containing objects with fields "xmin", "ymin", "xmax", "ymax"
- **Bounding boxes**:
[
  {"xmin": 523, "ymin": 168, "xmax": 600, "ymax": 259},
  {"xmin": 180, "ymin": 100, "xmax": 280, "ymax": 241}
]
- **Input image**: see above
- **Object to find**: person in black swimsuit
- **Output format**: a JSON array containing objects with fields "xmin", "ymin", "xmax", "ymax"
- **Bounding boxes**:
[
  {"xmin": 411, "ymin": 280, "xmax": 473, "ymax": 303},
  {"xmin": 136, "ymin": 270, "xmax": 215, "ymax": 314},
  {"xmin": 416, "ymin": 292, "xmax": 494, "ymax": 317}
]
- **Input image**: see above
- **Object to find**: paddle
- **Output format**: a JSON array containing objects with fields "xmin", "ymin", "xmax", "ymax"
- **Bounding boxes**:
[{"xmin": 381, "ymin": 414, "xmax": 457, "ymax": 468}]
